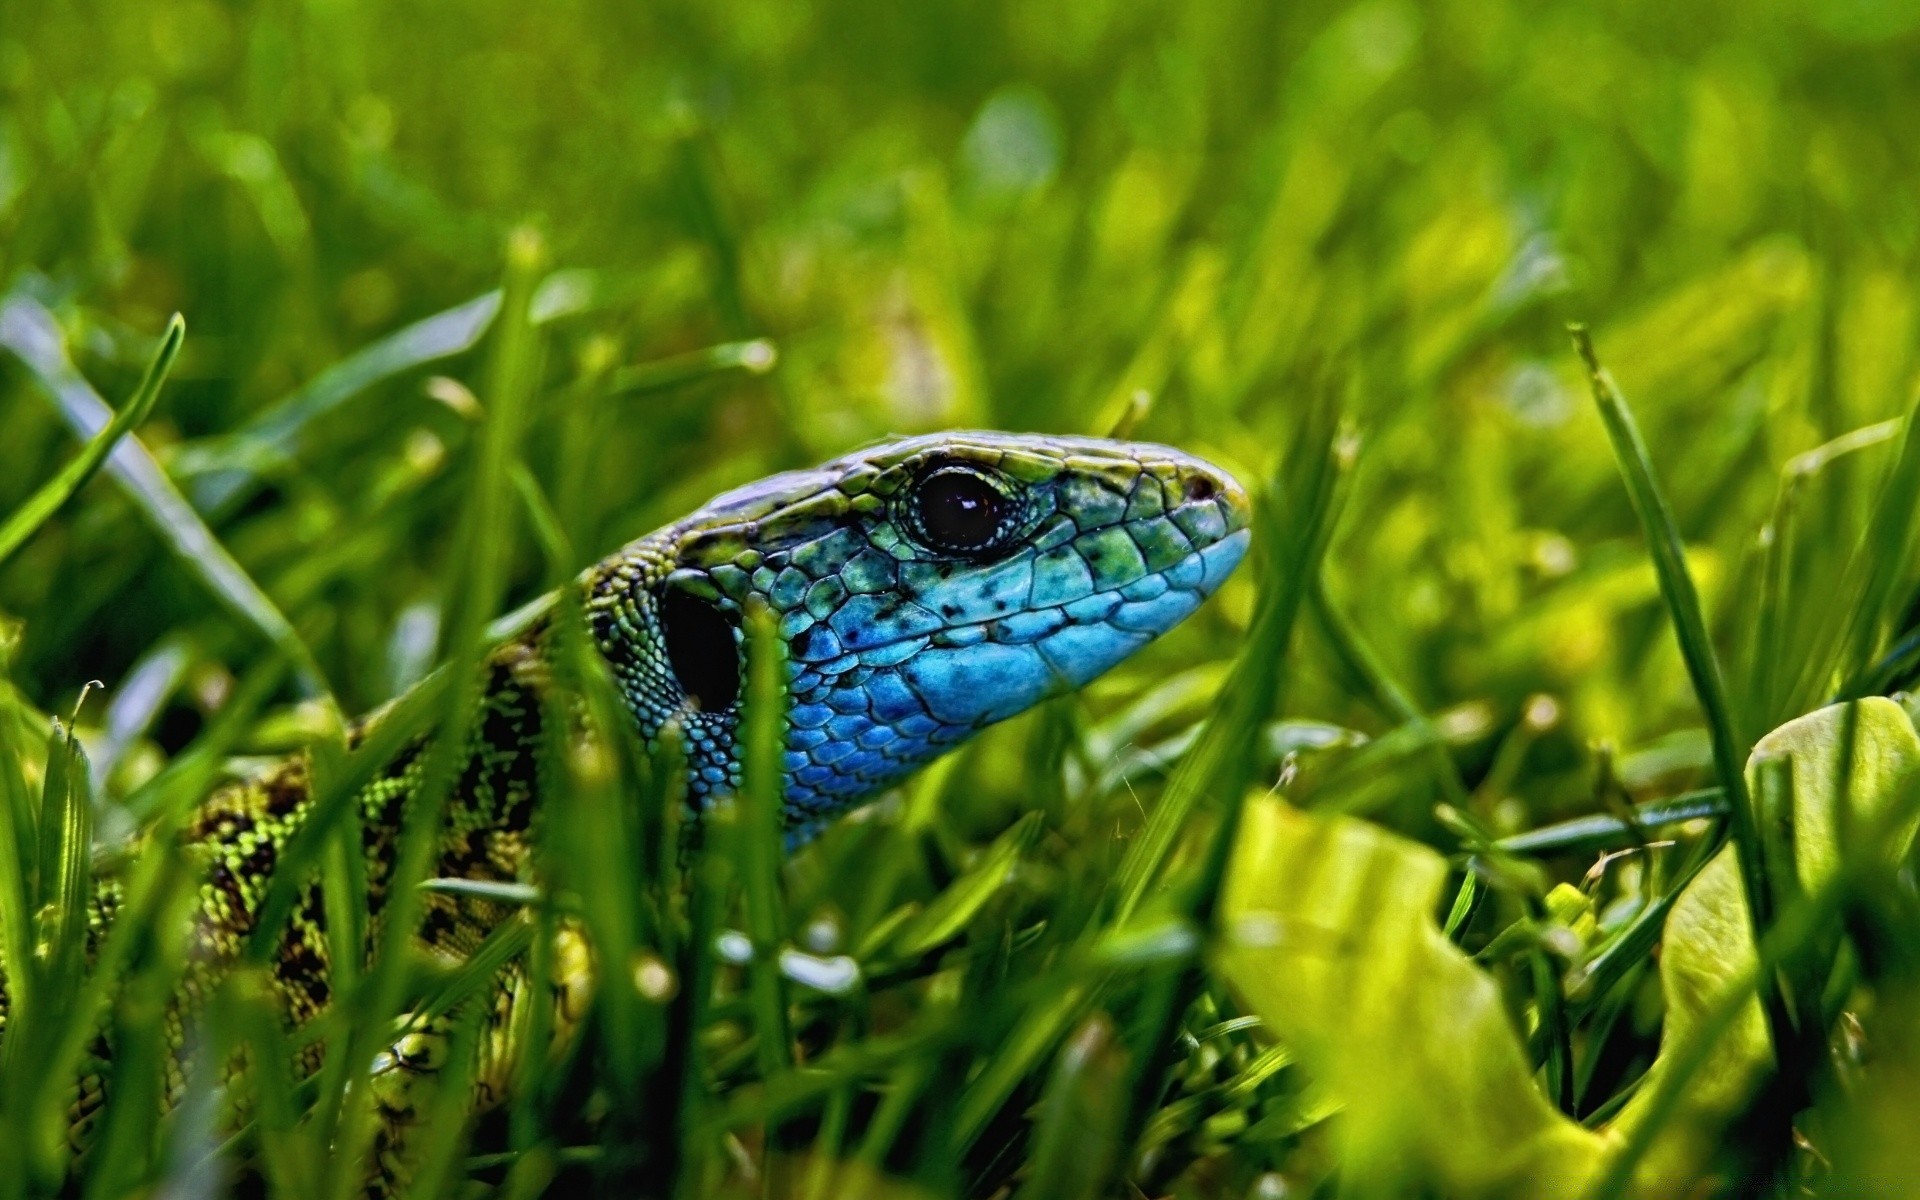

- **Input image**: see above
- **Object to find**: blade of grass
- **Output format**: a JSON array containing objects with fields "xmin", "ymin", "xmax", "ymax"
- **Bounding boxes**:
[
  {"xmin": 1310, "ymin": 571, "xmax": 1471, "ymax": 809},
  {"xmin": 322, "ymin": 225, "xmax": 545, "ymax": 1198},
  {"xmin": 1769, "ymin": 392, "xmax": 1920, "ymax": 710},
  {"xmin": 669, "ymin": 800, "xmax": 738, "ymax": 1199},
  {"xmin": 1443, "ymin": 869, "xmax": 1482, "ymax": 940},
  {"xmin": 94, "ymin": 635, "xmax": 194, "ymax": 786},
  {"xmin": 409, "ymin": 916, "xmax": 537, "ymax": 1033},
  {"xmin": 1494, "ymin": 788, "xmax": 1728, "ymax": 857},
  {"xmin": 174, "ymin": 292, "xmax": 503, "ymax": 514},
  {"xmin": 607, "ymin": 337, "xmax": 778, "ymax": 397},
  {"xmin": 943, "ymin": 406, "xmax": 1352, "ymax": 1163},
  {"xmin": 0, "ymin": 313, "xmax": 182, "ymax": 567},
  {"xmin": 9, "ymin": 718, "xmax": 94, "ymax": 1188},
  {"xmin": 1107, "ymin": 399, "xmax": 1353, "ymax": 926},
  {"xmin": 1565, "ymin": 822, "xmax": 1728, "ymax": 1021},
  {"xmin": 1010, "ymin": 1015, "xmax": 1128, "ymax": 1200},
  {"xmin": 1571, "ymin": 324, "xmax": 1792, "ymax": 1065},
  {"xmin": 888, "ymin": 812, "xmax": 1041, "ymax": 960},
  {"xmin": 1748, "ymin": 471, "xmax": 1797, "ymax": 726},
  {"xmin": 1831, "ymin": 396, "xmax": 1920, "ymax": 699},
  {"xmin": 113, "ymin": 654, "xmax": 294, "ymax": 828},
  {"xmin": 1750, "ymin": 419, "xmax": 1900, "ymax": 720},
  {"xmin": 224, "ymin": 967, "xmax": 321, "ymax": 1200},
  {"xmin": 488, "ymin": 465, "xmax": 578, "ymax": 1177},
  {"xmin": 703, "ymin": 1026, "xmax": 956, "ymax": 1135},
  {"xmin": 944, "ymin": 983, "xmax": 1094, "ymax": 1166},
  {"xmin": 34, "ymin": 718, "xmax": 91, "ymax": 994},
  {"xmin": 537, "ymin": 504, "xmax": 686, "ymax": 1187},
  {"xmin": 0, "ymin": 294, "xmax": 331, "ymax": 699},
  {"xmin": 672, "ymin": 118, "xmax": 754, "ymax": 338},
  {"xmin": 243, "ymin": 676, "xmax": 449, "ymax": 959},
  {"xmin": 0, "ymin": 652, "xmax": 42, "ymax": 1036},
  {"xmin": 549, "ymin": 607, "xmax": 659, "ymax": 1089},
  {"xmin": 2, "ymin": 800, "xmax": 195, "ymax": 1196},
  {"xmin": 1529, "ymin": 944, "xmax": 1574, "ymax": 1113},
  {"xmin": 737, "ymin": 599, "xmax": 795, "ymax": 1194},
  {"xmin": 1573, "ymin": 959, "xmax": 1649, "ymax": 1117},
  {"xmin": 82, "ymin": 877, "xmax": 195, "ymax": 1200}
]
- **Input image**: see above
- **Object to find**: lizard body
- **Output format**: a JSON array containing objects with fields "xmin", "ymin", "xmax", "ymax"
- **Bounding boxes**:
[{"xmin": 22, "ymin": 431, "xmax": 1251, "ymax": 1186}]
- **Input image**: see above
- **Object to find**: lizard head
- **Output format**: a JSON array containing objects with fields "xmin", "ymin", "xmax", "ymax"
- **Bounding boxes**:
[{"xmin": 585, "ymin": 431, "xmax": 1251, "ymax": 840}]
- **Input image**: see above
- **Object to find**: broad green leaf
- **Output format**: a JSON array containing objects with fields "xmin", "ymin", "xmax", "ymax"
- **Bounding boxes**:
[
  {"xmin": 1221, "ymin": 701, "xmax": 1920, "ymax": 1199},
  {"xmin": 1609, "ymin": 697, "xmax": 1920, "ymax": 1188},
  {"xmin": 1218, "ymin": 796, "xmax": 1610, "ymax": 1199}
]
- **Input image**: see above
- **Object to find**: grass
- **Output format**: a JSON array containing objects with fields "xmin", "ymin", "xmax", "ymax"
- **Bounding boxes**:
[{"xmin": 8, "ymin": 0, "xmax": 1920, "ymax": 1195}]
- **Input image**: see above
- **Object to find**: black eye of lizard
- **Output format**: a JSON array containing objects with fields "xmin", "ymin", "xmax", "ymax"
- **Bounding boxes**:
[
  {"xmin": 910, "ymin": 466, "xmax": 1011, "ymax": 556},
  {"xmin": 660, "ymin": 586, "xmax": 740, "ymax": 711}
]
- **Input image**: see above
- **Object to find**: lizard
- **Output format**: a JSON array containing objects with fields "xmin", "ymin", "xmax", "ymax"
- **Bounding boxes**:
[{"xmin": 31, "ymin": 430, "xmax": 1252, "ymax": 1188}]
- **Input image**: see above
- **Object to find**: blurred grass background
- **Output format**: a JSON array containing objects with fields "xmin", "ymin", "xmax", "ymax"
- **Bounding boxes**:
[
  {"xmin": 8, "ymin": 0, "xmax": 1920, "ymax": 1195},
  {"xmin": 9, "ymin": 0, "xmax": 1920, "ymax": 768},
  {"xmin": 5, "ymin": 0, "xmax": 1920, "ymax": 752}
]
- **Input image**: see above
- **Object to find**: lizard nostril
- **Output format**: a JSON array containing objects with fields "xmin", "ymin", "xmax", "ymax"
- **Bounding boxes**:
[{"xmin": 1183, "ymin": 474, "xmax": 1217, "ymax": 503}]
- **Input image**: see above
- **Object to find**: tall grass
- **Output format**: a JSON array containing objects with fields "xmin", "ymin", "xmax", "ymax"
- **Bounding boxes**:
[{"xmin": 7, "ymin": 0, "xmax": 1920, "ymax": 1195}]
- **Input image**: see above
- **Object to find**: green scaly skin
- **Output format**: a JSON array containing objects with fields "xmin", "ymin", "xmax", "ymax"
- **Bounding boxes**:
[{"xmin": 25, "ymin": 431, "xmax": 1253, "ymax": 1187}]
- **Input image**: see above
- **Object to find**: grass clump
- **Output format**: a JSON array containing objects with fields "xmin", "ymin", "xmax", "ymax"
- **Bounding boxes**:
[{"xmin": 8, "ymin": 0, "xmax": 1920, "ymax": 1196}]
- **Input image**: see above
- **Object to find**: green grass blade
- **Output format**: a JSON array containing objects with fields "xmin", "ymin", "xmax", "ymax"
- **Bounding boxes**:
[
  {"xmin": 1571, "ymin": 324, "xmax": 1792, "ymax": 1064},
  {"xmin": 1108, "ymin": 398, "xmax": 1351, "ymax": 926},
  {"xmin": 410, "ymin": 917, "xmax": 537, "ymax": 1034},
  {"xmin": 0, "ymin": 313, "xmax": 182, "ymax": 568},
  {"xmin": 1747, "ymin": 474, "xmax": 1797, "ymax": 727},
  {"xmin": 669, "ymin": 805, "xmax": 736, "ymax": 1198},
  {"xmin": 551, "ymin": 617, "xmax": 655, "ymax": 1085},
  {"xmin": 1494, "ymin": 788, "xmax": 1727, "ymax": 857},
  {"xmin": 0, "ymin": 294, "xmax": 331, "ymax": 699},
  {"xmin": 7, "ymin": 824, "xmax": 190, "ymax": 1192},
  {"xmin": 1010, "ymin": 1015, "xmax": 1127, "ymax": 1200},
  {"xmin": 1749, "ymin": 419, "xmax": 1900, "ymax": 720},
  {"xmin": 80, "ymin": 861, "xmax": 201, "ymax": 1200},
  {"xmin": 175, "ymin": 293, "xmax": 502, "ymax": 514},
  {"xmin": 0, "ymin": 640, "xmax": 42, "ymax": 1036},
  {"xmin": 225, "ymin": 968, "xmax": 321, "ymax": 1200},
  {"xmin": 948, "ymin": 982, "xmax": 1089, "ymax": 1156},
  {"xmin": 1310, "ymin": 572, "xmax": 1471, "ymax": 809},
  {"xmin": 739, "ymin": 600, "xmax": 795, "ymax": 1088},
  {"xmin": 1832, "ymin": 398, "xmax": 1920, "ymax": 699},
  {"xmin": 242, "ymin": 669, "xmax": 448, "ymax": 964},
  {"xmin": 30, "ymin": 720, "xmax": 92, "ymax": 1002},
  {"xmin": 322, "ymin": 225, "xmax": 546, "ymax": 1198},
  {"xmin": 606, "ymin": 337, "xmax": 778, "ymax": 397}
]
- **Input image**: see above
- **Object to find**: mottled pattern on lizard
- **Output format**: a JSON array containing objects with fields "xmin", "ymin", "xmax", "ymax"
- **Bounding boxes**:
[
  {"xmin": 21, "ymin": 431, "xmax": 1252, "ymax": 1182},
  {"xmin": 589, "ymin": 431, "xmax": 1249, "ymax": 838}
]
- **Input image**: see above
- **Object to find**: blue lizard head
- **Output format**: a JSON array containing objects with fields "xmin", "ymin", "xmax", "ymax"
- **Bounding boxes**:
[{"xmin": 585, "ymin": 432, "xmax": 1251, "ymax": 840}]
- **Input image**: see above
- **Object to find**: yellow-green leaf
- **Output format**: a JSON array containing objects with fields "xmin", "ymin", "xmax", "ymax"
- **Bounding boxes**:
[
  {"xmin": 1609, "ymin": 697, "xmax": 1920, "ymax": 1188},
  {"xmin": 1218, "ymin": 796, "xmax": 1611, "ymax": 1198}
]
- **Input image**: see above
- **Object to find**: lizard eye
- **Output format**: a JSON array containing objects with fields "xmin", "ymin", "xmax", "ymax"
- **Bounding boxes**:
[
  {"xmin": 660, "ymin": 585, "xmax": 740, "ymax": 711},
  {"xmin": 906, "ymin": 465, "xmax": 1014, "ymax": 557}
]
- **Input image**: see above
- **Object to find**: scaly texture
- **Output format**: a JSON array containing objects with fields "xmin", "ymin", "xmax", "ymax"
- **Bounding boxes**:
[
  {"xmin": 23, "ymin": 431, "xmax": 1252, "ymax": 1182},
  {"xmin": 586, "ymin": 431, "xmax": 1251, "ymax": 838}
]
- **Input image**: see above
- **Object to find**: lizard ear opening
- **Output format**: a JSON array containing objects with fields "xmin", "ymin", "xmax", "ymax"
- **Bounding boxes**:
[{"xmin": 660, "ymin": 586, "xmax": 741, "ymax": 712}]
